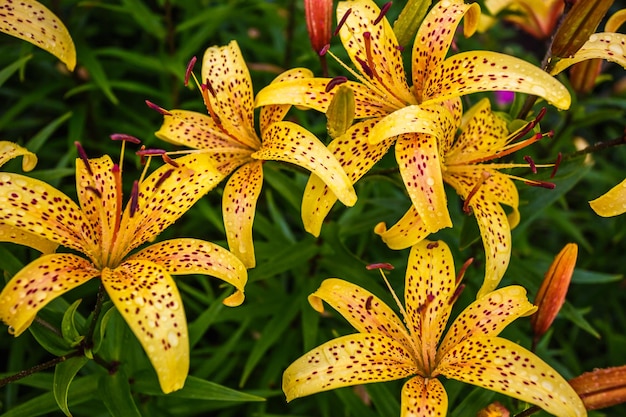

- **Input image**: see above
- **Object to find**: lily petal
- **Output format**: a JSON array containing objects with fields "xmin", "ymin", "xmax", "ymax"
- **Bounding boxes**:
[
  {"xmin": 0, "ymin": 141, "xmax": 37, "ymax": 171},
  {"xmin": 0, "ymin": 254, "xmax": 99, "ymax": 336},
  {"xmin": 103, "ymin": 260, "xmax": 188, "ymax": 394},
  {"xmin": 589, "ymin": 178, "xmax": 626, "ymax": 217},
  {"xmin": 0, "ymin": 224, "xmax": 58, "ymax": 254},
  {"xmin": 0, "ymin": 0, "xmax": 76, "ymax": 70},
  {"xmin": 374, "ymin": 205, "xmax": 431, "ymax": 250},
  {"xmin": 201, "ymin": 41, "xmax": 260, "ymax": 149},
  {"xmin": 0, "ymin": 172, "xmax": 95, "ymax": 255},
  {"xmin": 253, "ymin": 121, "xmax": 357, "ymax": 206},
  {"xmin": 550, "ymin": 33, "xmax": 626, "ymax": 76},
  {"xmin": 308, "ymin": 278, "xmax": 412, "ymax": 349},
  {"xmin": 404, "ymin": 240, "xmax": 456, "ymax": 366},
  {"xmin": 222, "ymin": 160, "xmax": 263, "ymax": 269},
  {"xmin": 128, "ymin": 238, "xmax": 247, "ymax": 307},
  {"xmin": 437, "ymin": 336, "xmax": 586, "ymax": 417},
  {"xmin": 401, "ymin": 376, "xmax": 448, "ymax": 417},
  {"xmin": 426, "ymin": 51, "xmax": 571, "ymax": 110},
  {"xmin": 301, "ymin": 119, "xmax": 392, "ymax": 237},
  {"xmin": 438, "ymin": 286, "xmax": 536, "ymax": 359},
  {"xmin": 115, "ymin": 153, "xmax": 225, "ymax": 263},
  {"xmin": 283, "ymin": 333, "xmax": 416, "ymax": 401}
]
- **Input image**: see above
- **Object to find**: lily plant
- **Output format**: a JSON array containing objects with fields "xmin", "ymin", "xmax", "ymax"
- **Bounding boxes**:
[
  {"xmin": 283, "ymin": 240, "xmax": 586, "ymax": 417},
  {"xmin": 0, "ymin": 141, "xmax": 247, "ymax": 393}
]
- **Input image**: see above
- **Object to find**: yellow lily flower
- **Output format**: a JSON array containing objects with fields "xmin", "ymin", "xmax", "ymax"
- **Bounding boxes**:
[
  {"xmin": 0, "ymin": 0, "xmax": 76, "ymax": 70},
  {"xmin": 284, "ymin": 240, "xmax": 586, "ymax": 417},
  {"xmin": 589, "ymin": 178, "xmax": 626, "ymax": 217},
  {"xmin": 154, "ymin": 41, "xmax": 356, "ymax": 268},
  {"xmin": 255, "ymin": 0, "xmax": 570, "ymax": 236},
  {"xmin": 375, "ymin": 98, "xmax": 550, "ymax": 297},
  {"xmin": 0, "ymin": 142, "xmax": 247, "ymax": 393}
]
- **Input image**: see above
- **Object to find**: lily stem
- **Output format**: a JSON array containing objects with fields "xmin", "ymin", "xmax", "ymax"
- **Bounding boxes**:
[{"xmin": 0, "ymin": 351, "xmax": 82, "ymax": 388}]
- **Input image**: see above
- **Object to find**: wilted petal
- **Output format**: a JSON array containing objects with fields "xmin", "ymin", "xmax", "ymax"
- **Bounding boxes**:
[
  {"xmin": 550, "ymin": 33, "xmax": 626, "ymax": 76},
  {"xmin": 589, "ymin": 177, "xmax": 626, "ymax": 217},
  {"xmin": 426, "ymin": 51, "xmax": 571, "ymax": 110},
  {"xmin": 438, "ymin": 286, "xmax": 536, "ymax": 359},
  {"xmin": 0, "ymin": 254, "xmax": 98, "ymax": 336},
  {"xmin": 283, "ymin": 333, "xmax": 416, "ymax": 402},
  {"xmin": 0, "ymin": 0, "xmax": 76, "ymax": 70},
  {"xmin": 437, "ymin": 336, "xmax": 586, "ymax": 417},
  {"xmin": 0, "ymin": 172, "xmax": 96, "ymax": 255},
  {"xmin": 222, "ymin": 161, "xmax": 263, "ymax": 269},
  {"xmin": 128, "ymin": 238, "xmax": 247, "ymax": 307},
  {"xmin": 401, "ymin": 376, "xmax": 448, "ymax": 417},
  {"xmin": 0, "ymin": 141, "xmax": 37, "ymax": 171},
  {"xmin": 103, "ymin": 260, "xmax": 188, "ymax": 393},
  {"xmin": 374, "ymin": 205, "xmax": 431, "ymax": 250},
  {"xmin": 308, "ymin": 278, "xmax": 412, "ymax": 349},
  {"xmin": 254, "ymin": 121, "xmax": 356, "ymax": 206},
  {"xmin": 115, "ymin": 153, "xmax": 225, "ymax": 263},
  {"xmin": 404, "ymin": 240, "xmax": 456, "ymax": 367},
  {"xmin": 301, "ymin": 119, "xmax": 392, "ymax": 236},
  {"xmin": 0, "ymin": 224, "xmax": 58, "ymax": 254}
]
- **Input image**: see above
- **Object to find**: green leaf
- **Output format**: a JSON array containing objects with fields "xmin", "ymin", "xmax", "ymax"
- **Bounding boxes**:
[
  {"xmin": 560, "ymin": 301, "xmax": 600, "ymax": 339},
  {"xmin": 53, "ymin": 355, "xmax": 89, "ymax": 417},
  {"xmin": 0, "ymin": 55, "xmax": 31, "ymax": 87},
  {"xmin": 61, "ymin": 300, "xmax": 84, "ymax": 347},
  {"xmin": 98, "ymin": 369, "xmax": 142, "ymax": 417},
  {"xmin": 133, "ymin": 373, "xmax": 265, "ymax": 402}
]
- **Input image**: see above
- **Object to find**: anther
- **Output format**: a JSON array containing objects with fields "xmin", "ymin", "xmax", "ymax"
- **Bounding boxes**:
[
  {"xmin": 154, "ymin": 168, "xmax": 175, "ymax": 190},
  {"xmin": 145, "ymin": 100, "xmax": 172, "ymax": 116},
  {"xmin": 129, "ymin": 180, "xmax": 139, "ymax": 217},
  {"xmin": 373, "ymin": 2, "xmax": 392, "ymax": 25},
  {"xmin": 325, "ymin": 76, "xmax": 348, "ymax": 92},
  {"xmin": 110, "ymin": 133, "xmax": 141, "ymax": 144},
  {"xmin": 74, "ymin": 142, "xmax": 92, "ymax": 176},
  {"xmin": 524, "ymin": 155, "xmax": 537, "ymax": 173},
  {"xmin": 334, "ymin": 8, "xmax": 352, "ymax": 36},
  {"xmin": 319, "ymin": 44, "xmax": 331, "ymax": 56},
  {"xmin": 550, "ymin": 152, "xmax": 562, "ymax": 178},
  {"xmin": 463, "ymin": 171, "xmax": 492, "ymax": 214},
  {"xmin": 366, "ymin": 262, "xmax": 394, "ymax": 270},
  {"xmin": 185, "ymin": 56, "xmax": 197, "ymax": 87}
]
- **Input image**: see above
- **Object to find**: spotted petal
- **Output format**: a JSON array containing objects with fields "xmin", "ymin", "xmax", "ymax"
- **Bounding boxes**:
[
  {"xmin": 0, "ymin": 254, "xmax": 99, "ymax": 336},
  {"xmin": 128, "ymin": 238, "xmax": 247, "ymax": 307},
  {"xmin": 401, "ymin": 376, "xmax": 448, "ymax": 417},
  {"xmin": 0, "ymin": 0, "xmax": 76, "ymax": 70},
  {"xmin": 222, "ymin": 161, "xmax": 263, "ymax": 269},
  {"xmin": 102, "ymin": 260, "xmax": 188, "ymax": 394},
  {"xmin": 438, "ymin": 286, "xmax": 536, "ymax": 359},
  {"xmin": 308, "ymin": 278, "xmax": 412, "ymax": 349},
  {"xmin": 550, "ymin": 33, "xmax": 626, "ymax": 75},
  {"xmin": 301, "ymin": 119, "xmax": 392, "ymax": 237},
  {"xmin": 404, "ymin": 240, "xmax": 457, "ymax": 369},
  {"xmin": 0, "ymin": 172, "xmax": 96, "ymax": 256},
  {"xmin": 282, "ymin": 333, "xmax": 416, "ymax": 402},
  {"xmin": 437, "ymin": 336, "xmax": 586, "ymax": 417},
  {"xmin": 114, "ymin": 153, "xmax": 225, "ymax": 265},
  {"xmin": 589, "ymin": 178, "xmax": 626, "ymax": 217},
  {"xmin": 0, "ymin": 141, "xmax": 37, "ymax": 171},
  {"xmin": 374, "ymin": 205, "xmax": 431, "ymax": 250},
  {"xmin": 253, "ymin": 121, "xmax": 357, "ymax": 206}
]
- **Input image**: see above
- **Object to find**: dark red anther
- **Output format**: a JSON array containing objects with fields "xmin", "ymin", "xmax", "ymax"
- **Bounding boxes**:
[
  {"xmin": 355, "ymin": 56, "xmax": 373, "ymax": 78},
  {"xmin": 334, "ymin": 7, "xmax": 352, "ymax": 36},
  {"xmin": 426, "ymin": 242, "xmax": 439, "ymax": 249},
  {"xmin": 154, "ymin": 168, "xmax": 175, "ymax": 190},
  {"xmin": 374, "ymin": 2, "xmax": 392, "ymax": 25},
  {"xmin": 524, "ymin": 155, "xmax": 537, "ymax": 173},
  {"xmin": 550, "ymin": 152, "xmax": 562, "ymax": 178},
  {"xmin": 365, "ymin": 295, "xmax": 374, "ymax": 310},
  {"xmin": 162, "ymin": 153, "xmax": 180, "ymax": 168},
  {"xmin": 85, "ymin": 185, "xmax": 102, "ymax": 198},
  {"xmin": 74, "ymin": 142, "xmax": 92, "ymax": 176},
  {"xmin": 129, "ymin": 180, "xmax": 139, "ymax": 218},
  {"xmin": 325, "ymin": 76, "xmax": 348, "ymax": 92},
  {"xmin": 145, "ymin": 100, "xmax": 172, "ymax": 116},
  {"xmin": 136, "ymin": 148, "xmax": 166, "ymax": 156},
  {"xmin": 526, "ymin": 180, "xmax": 556, "ymax": 189},
  {"xmin": 366, "ymin": 262, "xmax": 395, "ymax": 270},
  {"xmin": 448, "ymin": 284, "xmax": 466, "ymax": 305},
  {"xmin": 185, "ymin": 56, "xmax": 197, "ymax": 86},
  {"xmin": 110, "ymin": 133, "xmax": 141, "ymax": 144},
  {"xmin": 319, "ymin": 44, "xmax": 331, "ymax": 56}
]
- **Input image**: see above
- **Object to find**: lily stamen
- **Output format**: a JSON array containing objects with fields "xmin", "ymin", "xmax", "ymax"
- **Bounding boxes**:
[{"xmin": 463, "ymin": 171, "xmax": 492, "ymax": 214}]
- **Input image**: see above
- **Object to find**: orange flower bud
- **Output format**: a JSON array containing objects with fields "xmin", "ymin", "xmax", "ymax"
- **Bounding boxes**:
[
  {"xmin": 531, "ymin": 243, "xmax": 578, "ymax": 341},
  {"xmin": 569, "ymin": 365, "xmax": 626, "ymax": 410},
  {"xmin": 305, "ymin": 0, "xmax": 333, "ymax": 55}
]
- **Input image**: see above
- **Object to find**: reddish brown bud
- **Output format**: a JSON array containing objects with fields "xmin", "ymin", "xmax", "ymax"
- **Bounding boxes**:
[
  {"xmin": 531, "ymin": 243, "xmax": 578, "ymax": 340},
  {"xmin": 305, "ymin": 0, "xmax": 333, "ymax": 54},
  {"xmin": 569, "ymin": 365, "xmax": 626, "ymax": 410}
]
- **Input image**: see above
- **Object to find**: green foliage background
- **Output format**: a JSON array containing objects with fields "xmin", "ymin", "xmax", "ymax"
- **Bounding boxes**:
[{"xmin": 0, "ymin": 0, "xmax": 625, "ymax": 416}]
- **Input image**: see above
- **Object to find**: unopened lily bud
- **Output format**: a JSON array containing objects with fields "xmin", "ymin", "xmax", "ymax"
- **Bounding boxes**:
[
  {"xmin": 326, "ymin": 84, "xmax": 355, "ymax": 139},
  {"xmin": 569, "ymin": 365, "xmax": 626, "ymax": 410},
  {"xmin": 531, "ymin": 243, "xmax": 578, "ymax": 341},
  {"xmin": 551, "ymin": 0, "xmax": 614, "ymax": 60},
  {"xmin": 476, "ymin": 401, "xmax": 510, "ymax": 417},
  {"xmin": 305, "ymin": 0, "xmax": 333, "ymax": 55}
]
